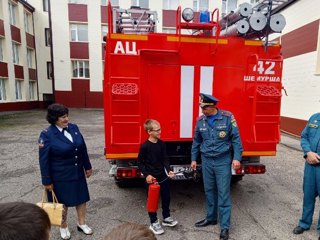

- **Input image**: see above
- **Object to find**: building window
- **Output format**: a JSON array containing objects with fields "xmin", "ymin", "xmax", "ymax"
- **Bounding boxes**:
[
  {"xmin": 27, "ymin": 48, "xmax": 34, "ymax": 68},
  {"xmin": 101, "ymin": 0, "xmax": 119, "ymax": 6},
  {"xmin": 193, "ymin": 0, "xmax": 209, "ymax": 11},
  {"xmin": 8, "ymin": 1, "xmax": 17, "ymax": 25},
  {"xmin": 0, "ymin": 78, "xmax": 6, "ymax": 101},
  {"xmin": 24, "ymin": 11, "xmax": 33, "ymax": 34},
  {"xmin": 72, "ymin": 60, "xmax": 90, "ymax": 78},
  {"xmin": 69, "ymin": 0, "xmax": 87, "ymax": 4},
  {"xmin": 0, "ymin": 38, "xmax": 3, "ymax": 61},
  {"xmin": 47, "ymin": 61, "xmax": 52, "ymax": 79},
  {"xmin": 162, "ymin": 28, "xmax": 176, "ymax": 34},
  {"xmin": 102, "ymin": 25, "xmax": 108, "ymax": 42},
  {"xmin": 131, "ymin": 0, "xmax": 149, "ymax": 8},
  {"xmin": 163, "ymin": 0, "xmax": 179, "ymax": 10},
  {"xmin": 70, "ymin": 24, "xmax": 88, "ymax": 42},
  {"xmin": 12, "ymin": 42, "xmax": 19, "ymax": 64},
  {"xmin": 29, "ymin": 81, "xmax": 36, "ymax": 100},
  {"xmin": 45, "ymin": 28, "xmax": 51, "ymax": 46},
  {"xmin": 15, "ymin": 80, "xmax": 23, "ymax": 100},
  {"xmin": 0, "ymin": 0, "xmax": 3, "ymax": 19},
  {"xmin": 43, "ymin": 0, "xmax": 49, "ymax": 11}
]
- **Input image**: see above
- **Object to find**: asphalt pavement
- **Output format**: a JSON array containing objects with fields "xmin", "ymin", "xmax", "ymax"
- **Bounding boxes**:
[{"xmin": 0, "ymin": 109, "xmax": 316, "ymax": 240}]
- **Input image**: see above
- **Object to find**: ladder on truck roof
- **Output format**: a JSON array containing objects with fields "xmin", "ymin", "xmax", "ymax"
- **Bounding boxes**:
[
  {"xmin": 253, "ymin": 0, "xmax": 297, "ymax": 15},
  {"xmin": 112, "ymin": 7, "xmax": 158, "ymax": 34}
]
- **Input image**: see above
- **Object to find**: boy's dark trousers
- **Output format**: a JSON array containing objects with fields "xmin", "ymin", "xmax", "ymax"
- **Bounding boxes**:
[{"xmin": 147, "ymin": 174, "xmax": 171, "ymax": 223}]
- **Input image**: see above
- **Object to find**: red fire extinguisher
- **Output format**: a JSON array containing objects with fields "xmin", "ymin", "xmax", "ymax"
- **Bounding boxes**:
[{"xmin": 147, "ymin": 180, "xmax": 160, "ymax": 212}]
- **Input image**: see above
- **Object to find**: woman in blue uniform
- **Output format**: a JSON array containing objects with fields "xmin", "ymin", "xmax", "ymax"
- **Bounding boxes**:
[{"xmin": 38, "ymin": 103, "xmax": 93, "ymax": 240}]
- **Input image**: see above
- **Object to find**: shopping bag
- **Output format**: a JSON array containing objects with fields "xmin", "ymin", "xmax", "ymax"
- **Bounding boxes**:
[{"xmin": 36, "ymin": 189, "xmax": 64, "ymax": 226}]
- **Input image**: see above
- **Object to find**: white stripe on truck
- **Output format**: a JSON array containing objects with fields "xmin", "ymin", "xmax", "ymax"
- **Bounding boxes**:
[{"xmin": 180, "ymin": 65, "xmax": 194, "ymax": 138}]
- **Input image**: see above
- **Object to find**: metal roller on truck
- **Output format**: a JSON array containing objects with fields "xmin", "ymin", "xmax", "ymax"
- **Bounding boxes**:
[{"xmin": 103, "ymin": 0, "xmax": 288, "ymax": 187}]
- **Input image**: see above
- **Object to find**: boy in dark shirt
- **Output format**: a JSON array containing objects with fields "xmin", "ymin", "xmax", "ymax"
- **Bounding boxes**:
[{"xmin": 137, "ymin": 119, "xmax": 178, "ymax": 235}]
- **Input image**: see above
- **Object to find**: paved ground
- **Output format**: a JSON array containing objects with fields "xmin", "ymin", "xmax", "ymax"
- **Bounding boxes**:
[{"xmin": 0, "ymin": 109, "xmax": 318, "ymax": 240}]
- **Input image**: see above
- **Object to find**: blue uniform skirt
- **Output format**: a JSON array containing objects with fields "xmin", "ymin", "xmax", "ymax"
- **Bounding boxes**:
[{"xmin": 48, "ymin": 176, "xmax": 90, "ymax": 207}]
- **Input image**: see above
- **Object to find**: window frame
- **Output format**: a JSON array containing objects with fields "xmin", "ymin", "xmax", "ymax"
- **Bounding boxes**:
[
  {"xmin": 43, "ymin": 0, "xmax": 49, "ymax": 12},
  {"xmin": 12, "ymin": 42, "xmax": 19, "ymax": 64},
  {"xmin": 27, "ymin": 48, "xmax": 33, "ymax": 68},
  {"xmin": 24, "ymin": 10, "xmax": 33, "ymax": 34},
  {"xmin": 72, "ymin": 60, "xmax": 90, "ymax": 79},
  {"xmin": 163, "ymin": 0, "xmax": 179, "ymax": 10},
  {"xmin": 15, "ymin": 80, "xmax": 23, "ymax": 100},
  {"xmin": 70, "ymin": 24, "xmax": 89, "ymax": 42},
  {"xmin": 193, "ymin": 0, "xmax": 209, "ymax": 11},
  {"xmin": 47, "ymin": 61, "xmax": 53, "ymax": 79},
  {"xmin": 45, "ymin": 28, "xmax": 51, "ymax": 46},
  {"xmin": 29, "ymin": 81, "xmax": 36, "ymax": 100},
  {"xmin": 131, "ymin": 0, "xmax": 149, "ymax": 8},
  {"xmin": 69, "ymin": 0, "xmax": 87, "ymax": 4},
  {"xmin": 8, "ymin": 1, "xmax": 17, "ymax": 26},
  {"xmin": 0, "ymin": 38, "xmax": 3, "ymax": 61},
  {"xmin": 0, "ymin": 78, "xmax": 7, "ymax": 101},
  {"xmin": 101, "ymin": 25, "xmax": 108, "ymax": 42}
]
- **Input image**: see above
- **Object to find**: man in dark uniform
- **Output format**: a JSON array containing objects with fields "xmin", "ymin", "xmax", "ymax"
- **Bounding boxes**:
[
  {"xmin": 293, "ymin": 113, "xmax": 320, "ymax": 240},
  {"xmin": 191, "ymin": 93, "xmax": 243, "ymax": 240}
]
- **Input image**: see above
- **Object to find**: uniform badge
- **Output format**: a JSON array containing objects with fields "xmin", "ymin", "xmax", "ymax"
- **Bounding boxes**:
[
  {"xmin": 38, "ymin": 138, "xmax": 44, "ymax": 148},
  {"xmin": 308, "ymin": 123, "xmax": 318, "ymax": 128},
  {"xmin": 219, "ymin": 131, "xmax": 226, "ymax": 138}
]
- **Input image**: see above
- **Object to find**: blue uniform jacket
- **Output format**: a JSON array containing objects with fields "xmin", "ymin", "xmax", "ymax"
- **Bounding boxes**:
[
  {"xmin": 191, "ymin": 109, "xmax": 243, "ymax": 161},
  {"xmin": 38, "ymin": 123, "xmax": 92, "ymax": 185},
  {"xmin": 301, "ymin": 113, "xmax": 320, "ymax": 157}
]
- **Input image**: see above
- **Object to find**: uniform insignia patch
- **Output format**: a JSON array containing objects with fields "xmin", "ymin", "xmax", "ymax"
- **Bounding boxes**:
[
  {"xmin": 219, "ymin": 131, "xmax": 226, "ymax": 138},
  {"xmin": 38, "ymin": 138, "xmax": 44, "ymax": 148},
  {"xmin": 308, "ymin": 123, "xmax": 318, "ymax": 128}
]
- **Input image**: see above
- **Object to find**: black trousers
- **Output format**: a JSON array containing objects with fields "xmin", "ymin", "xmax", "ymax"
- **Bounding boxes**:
[{"xmin": 146, "ymin": 175, "xmax": 171, "ymax": 224}]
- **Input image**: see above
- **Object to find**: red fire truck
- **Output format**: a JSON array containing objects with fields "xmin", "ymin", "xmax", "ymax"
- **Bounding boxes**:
[{"xmin": 103, "ymin": 2, "xmax": 284, "ymax": 187}]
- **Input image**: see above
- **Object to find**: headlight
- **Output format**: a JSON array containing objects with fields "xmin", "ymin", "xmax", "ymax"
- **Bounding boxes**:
[{"xmin": 182, "ymin": 8, "xmax": 194, "ymax": 22}]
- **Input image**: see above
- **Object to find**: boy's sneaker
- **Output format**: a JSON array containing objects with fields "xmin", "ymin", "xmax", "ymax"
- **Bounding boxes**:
[
  {"xmin": 149, "ymin": 220, "xmax": 164, "ymax": 235},
  {"xmin": 162, "ymin": 216, "xmax": 178, "ymax": 227}
]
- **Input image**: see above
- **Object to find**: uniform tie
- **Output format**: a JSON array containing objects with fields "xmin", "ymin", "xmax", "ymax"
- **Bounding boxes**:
[
  {"xmin": 62, "ymin": 127, "xmax": 73, "ymax": 142},
  {"xmin": 63, "ymin": 127, "xmax": 69, "ymax": 133}
]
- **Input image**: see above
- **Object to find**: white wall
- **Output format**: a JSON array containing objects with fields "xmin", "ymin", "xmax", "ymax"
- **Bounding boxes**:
[
  {"xmin": 280, "ymin": 0, "xmax": 320, "ymax": 120},
  {"xmin": 27, "ymin": 0, "xmax": 52, "ymax": 101},
  {"xmin": 282, "ymin": 52, "xmax": 320, "ymax": 120},
  {"xmin": 51, "ymin": 0, "xmax": 72, "ymax": 91}
]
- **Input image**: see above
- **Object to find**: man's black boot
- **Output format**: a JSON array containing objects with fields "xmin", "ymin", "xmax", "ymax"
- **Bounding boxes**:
[{"xmin": 220, "ymin": 229, "xmax": 229, "ymax": 240}]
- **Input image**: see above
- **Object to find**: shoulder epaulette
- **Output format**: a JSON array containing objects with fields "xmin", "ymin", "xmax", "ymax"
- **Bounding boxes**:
[
  {"xmin": 221, "ymin": 110, "xmax": 232, "ymax": 117},
  {"xmin": 197, "ymin": 115, "xmax": 205, "ymax": 121},
  {"xmin": 42, "ymin": 128, "xmax": 49, "ymax": 133}
]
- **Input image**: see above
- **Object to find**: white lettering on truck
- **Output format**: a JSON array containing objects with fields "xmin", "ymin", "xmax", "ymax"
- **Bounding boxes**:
[{"xmin": 114, "ymin": 41, "xmax": 137, "ymax": 55}]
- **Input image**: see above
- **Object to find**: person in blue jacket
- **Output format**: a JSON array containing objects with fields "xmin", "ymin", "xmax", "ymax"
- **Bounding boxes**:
[
  {"xmin": 38, "ymin": 103, "xmax": 93, "ymax": 240},
  {"xmin": 191, "ymin": 93, "xmax": 243, "ymax": 240},
  {"xmin": 293, "ymin": 113, "xmax": 320, "ymax": 239}
]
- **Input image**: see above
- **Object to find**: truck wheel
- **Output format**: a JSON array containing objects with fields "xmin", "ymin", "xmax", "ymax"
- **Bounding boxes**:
[{"xmin": 231, "ymin": 175, "xmax": 243, "ymax": 184}]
